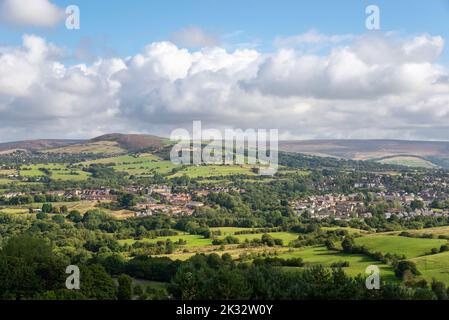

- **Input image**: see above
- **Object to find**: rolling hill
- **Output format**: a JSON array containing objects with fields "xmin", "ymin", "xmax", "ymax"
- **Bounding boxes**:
[
  {"xmin": 3, "ymin": 135, "xmax": 449, "ymax": 168},
  {"xmin": 0, "ymin": 133, "xmax": 168, "ymax": 155},
  {"xmin": 0, "ymin": 139, "xmax": 82, "ymax": 154},
  {"xmin": 279, "ymin": 139, "xmax": 449, "ymax": 168}
]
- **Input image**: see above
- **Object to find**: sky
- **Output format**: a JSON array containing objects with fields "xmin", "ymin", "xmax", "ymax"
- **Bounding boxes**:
[{"xmin": 0, "ymin": 0, "xmax": 449, "ymax": 142}]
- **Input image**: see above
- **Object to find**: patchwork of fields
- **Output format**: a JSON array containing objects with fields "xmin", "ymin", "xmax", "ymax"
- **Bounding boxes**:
[{"xmin": 279, "ymin": 246, "xmax": 396, "ymax": 281}]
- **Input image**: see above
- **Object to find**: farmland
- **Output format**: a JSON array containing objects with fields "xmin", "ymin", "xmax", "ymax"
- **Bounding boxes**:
[
  {"xmin": 354, "ymin": 235, "xmax": 448, "ymax": 259},
  {"xmin": 19, "ymin": 164, "xmax": 91, "ymax": 181},
  {"xmin": 411, "ymin": 252, "xmax": 449, "ymax": 283},
  {"xmin": 278, "ymin": 246, "xmax": 396, "ymax": 281}
]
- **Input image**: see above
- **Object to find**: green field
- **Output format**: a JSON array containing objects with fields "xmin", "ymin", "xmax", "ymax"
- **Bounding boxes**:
[
  {"xmin": 355, "ymin": 235, "xmax": 448, "ymax": 259},
  {"xmin": 411, "ymin": 251, "xmax": 449, "ymax": 283},
  {"xmin": 118, "ymin": 234, "xmax": 213, "ymax": 248},
  {"xmin": 402, "ymin": 226, "xmax": 449, "ymax": 238},
  {"xmin": 0, "ymin": 178, "xmax": 13, "ymax": 185},
  {"xmin": 81, "ymin": 154, "xmax": 179, "ymax": 176},
  {"xmin": 224, "ymin": 232, "xmax": 299, "ymax": 245},
  {"xmin": 46, "ymin": 141, "xmax": 125, "ymax": 154},
  {"xmin": 279, "ymin": 246, "xmax": 396, "ymax": 281},
  {"xmin": 378, "ymin": 156, "xmax": 437, "ymax": 169},
  {"xmin": 210, "ymin": 227, "xmax": 258, "ymax": 236},
  {"xmin": 20, "ymin": 164, "xmax": 91, "ymax": 181},
  {"xmin": 171, "ymin": 165, "xmax": 256, "ymax": 178},
  {"xmin": 119, "ymin": 230, "xmax": 299, "ymax": 248},
  {"xmin": 0, "ymin": 207, "xmax": 30, "ymax": 214},
  {"xmin": 321, "ymin": 227, "xmax": 373, "ymax": 235}
]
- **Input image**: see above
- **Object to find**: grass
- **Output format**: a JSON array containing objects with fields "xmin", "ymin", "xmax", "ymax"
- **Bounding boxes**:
[
  {"xmin": 157, "ymin": 247, "xmax": 290, "ymax": 261},
  {"xmin": 401, "ymin": 226, "xmax": 449, "ymax": 238},
  {"xmin": 0, "ymin": 169, "xmax": 17, "ymax": 176},
  {"xmin": 19, "ymin": 164, "xmax": 91, "ymax": 181},
  {"xmin": 170, "ymin": 165, "xmax": 256, "ymax": 178},
  {"xmin": 0, "ymin": 207, "xmax": 30, "ymax": 214},
  {"xmin": 354, "ymin": 235, "xmax": 448, "ymax": 259},
  {"xmin": 46, "ymin": 141, "xmax": 125, "ymax": 154},
  {"xmin": 378, "ymin": 156, "xmax": 437, "ymax": 169},
  {"xmin": 278, "ymin": 246, "xmax": 396, "ymax": 281},
  {"xmin": 81, "ymin": 154, "xmax": 179, "ymax": 176},
  {"xmin": 0, "ymin": 178, "xmax": 14, "ymax": 185},
  {"xmin": 321, "ymin": 227, "xmax": 373, "ymax": 235},
  {"xmin": 210, "ymin": 227, "xmax": 257, "ymax": 236},
  {"xmin": 221, "ymin": 232, "xmax": 299, "ymax": 245},
  {"xmin": 118, "ymin": 234, "xmax": 213, "ymax": 248},
  {"xmin": 119, "ymin": 230, "xmax": 299, "ymax": 249},
  {"xmin": 411, "ymin": 252, "xmax": 449, "ymax": 283}
]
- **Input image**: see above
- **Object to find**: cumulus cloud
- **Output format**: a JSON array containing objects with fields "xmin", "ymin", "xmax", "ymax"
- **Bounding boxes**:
[
  {"xmin": 171, "ymin": 26, "xmax": 219, "ymax": 48},
  {"xmin": 0, "ymin": 32, "xmax": 448, "ymax": 142},
  {"xmin": 274, "ymin": 30, "xmax": 354, "ymax": 48},
  {"xmin": 0, "ymin": 0, "xmax": 64, "ymax": 27}
]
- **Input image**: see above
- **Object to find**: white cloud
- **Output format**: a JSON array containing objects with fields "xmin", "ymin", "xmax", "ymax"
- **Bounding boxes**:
[
  {"xmin": 274, "ymin": 30, "xmax": 354, "ymax": 48},
  {"xmin": 171, "ymin": 26, "xmax": 218, "ymax": 48},
  {"xmin": 0, "ymin": 0, "xmax": 64, "ymax": 27},
  {"xmin": 0, "ymin": 32, "xmax": 448, "ymax": 142}
]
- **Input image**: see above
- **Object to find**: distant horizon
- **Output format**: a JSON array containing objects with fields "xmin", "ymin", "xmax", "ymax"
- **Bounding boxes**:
[{"xmin": 5, "ymin": 133, "xmax": 449, "ymax": 144}]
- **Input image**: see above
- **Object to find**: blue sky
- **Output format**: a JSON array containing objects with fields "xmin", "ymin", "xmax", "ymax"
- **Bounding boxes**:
[
  {"xmin": 1, "ymin": 0, "xmax": 449, "ymax": 141},
  {"xmin": 1, "ymin": 0, "xmax": 449, "ymax": 60}
]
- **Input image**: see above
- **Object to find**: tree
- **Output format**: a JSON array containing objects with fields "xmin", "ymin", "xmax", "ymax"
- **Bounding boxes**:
[
  {"xmin": 431, "ymin": 280, "xmax": 447, "ymax": 300},
  {"xmin": 394, "ymin": 260, "xmax": 420, "ymax": 279},
  {"xmin": 52, "ymin": 215, "xmax": 65, "ymax": 224},
  {"xmin": 117, "ymin": 274, "xmax": 133, "ymax": 300},
  {"xmin": 117, "ymin": 193, "xmax": 137, "ymax": 208},
  {"xmin": 42, "ymin": 203, "xmax": 53, "ymax": 213},
  {"xmin": 341, "ymin": 237, "xmax": 355, "ymax": 253},
  {"xmin": 67, "ymin": 210, "xmax": 82, "ymax": 223},
  {"xmin": 36, "ymin": 212, "xmax": 48, "ymax": 220}
]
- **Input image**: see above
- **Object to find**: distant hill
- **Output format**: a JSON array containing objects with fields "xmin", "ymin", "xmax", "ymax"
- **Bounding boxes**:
[
  {"xmin": 279, "ymin": 140, "xmax": 449, "ymax": 168},
  {"xmin": 3, "ymin": 135, "xmax": 449, "ymax": 168},
  {"xmin": 91, "ymin": 133, "xmax": 166, "ymax": 150},
  {"xmin": 0, "ymin": 133, "xmax": 167, "ymax": 155},
  {"xmin": 0, "ymin": 139, "xmax": 83, "ymax": 154}
]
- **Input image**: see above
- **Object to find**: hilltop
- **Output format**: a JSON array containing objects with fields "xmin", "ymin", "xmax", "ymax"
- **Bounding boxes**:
[
  {"xmin": 0, "ymin": 133, "xmax": 167, "ymax": 155},
  {"xmin": 279, "ymin": 139, "xmax": 449, "ymax": 168}
]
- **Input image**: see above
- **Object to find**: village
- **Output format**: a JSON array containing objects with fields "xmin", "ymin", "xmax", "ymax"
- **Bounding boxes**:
[{"xmin": 293, "ymin": 190, "xmax": 449, "ymax": 220}]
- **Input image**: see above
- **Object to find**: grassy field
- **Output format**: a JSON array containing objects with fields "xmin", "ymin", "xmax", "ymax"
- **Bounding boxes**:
[
  {"xmin": 377, "ymin": 156, "xmax": 437, "ymax": 169},
  {"xmin": 171, "ymin": 165, "xmax": 256, "ymax": 178},
  {"xmin": 354, "ymin": 235, "xmax": 448, "ymax": 259},
  {"xmin": 321, "ymin": 227, "xmax": 373, "ymax": 235},
  {"xmin": 279, "ymin": 246, "xmax": 396, "ymax": 281},
  {"xmin": 223, "ymin": 232, "xmax": 299, "ymax": 245},
  {"xmin": 0, "ymin": 207, "xmax": 30, "ymax": 214},
  {"xmin": 119, "ymin": 230, "xmax": 299, "ymax": 249},
  {"xmin": 0, "ymin": 178, "xmax": 13, "ymax": 185},
  {"xmin": 20, "ymin": 164, "xmax": 91, "ymax": 181},
  {"xmin": 401, "ymin": 226, "xmax": 449, "ymax": 238},
  {"xmin": 411, "ymin": 251, "xmax": 449, "ymax": 283},
  {"xmin": 0, "ymin": 169, "xmax": 17, "ymax": 176},
  {"xmin": 81, "ymin": 154, "xmax": 179, "ymax": 176},
  {"xmin": 119, "ymin": 234, "xmax": 213, "ymax": 248},
  {"xmin": 157, "ymin": 247, "xmax": 290, "ymax": 261},
  {"xmin": 210, "ymin": 227, "xmax": 258, "ymax": 236},
  {"xmin": 46, "ymin": 141, "xmax": 125, "ymax": 154}
]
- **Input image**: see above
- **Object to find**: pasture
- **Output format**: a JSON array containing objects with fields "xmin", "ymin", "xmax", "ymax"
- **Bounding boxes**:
[
  {"xmin": 354, "ymin": 235, "xmax": 448, "ymax": 259},
  {"xmin": 171, "ymin": 165, "xmax": 256, "ymax": 178},
  {"xmin": 279, "ymin": 246, "xmax": 396, "ymax": 281},
  {"xmin": 411, "ymin": 252, "xmax": 449, "ymax": 283},
  {"xmin": 19, "ymin": 164, "xmax": 91, "ymax": 181}
]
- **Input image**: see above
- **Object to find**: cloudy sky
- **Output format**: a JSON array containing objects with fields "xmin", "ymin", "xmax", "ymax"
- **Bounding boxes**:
[{"xmin": 0, "ymin": 0, "xmax": 449, "ymax": 142}]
